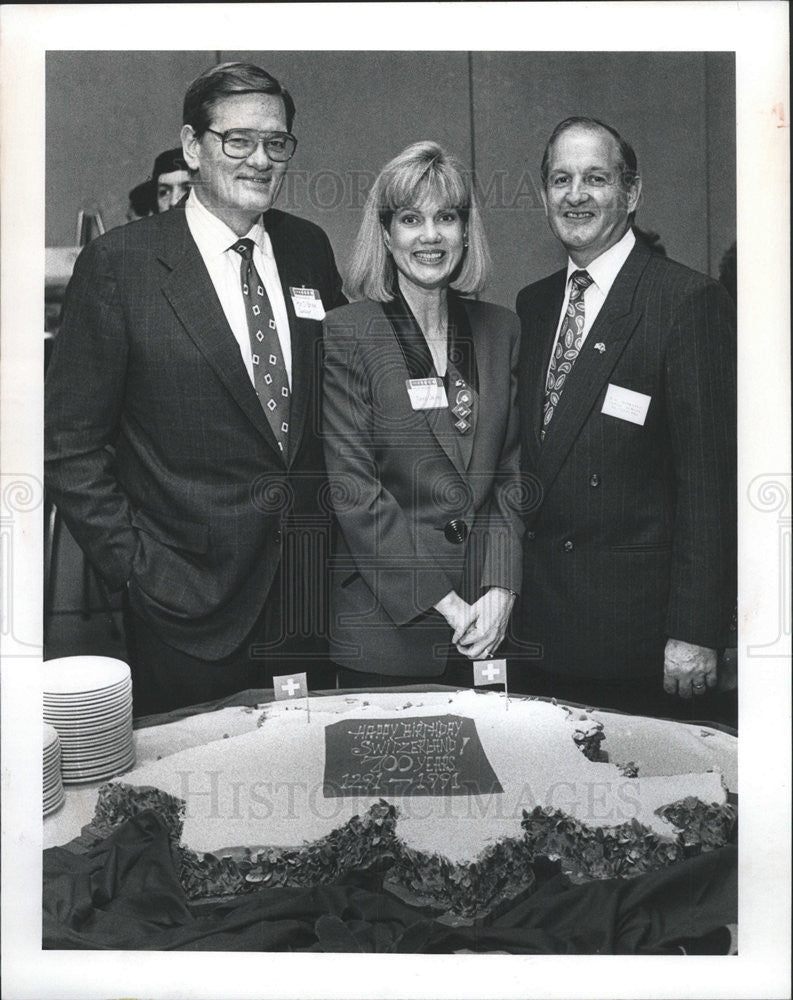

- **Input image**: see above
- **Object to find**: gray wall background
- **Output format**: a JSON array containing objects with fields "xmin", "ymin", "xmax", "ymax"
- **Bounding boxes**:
[{"xmin": 46, "ymin": 50, "xmax": 735, "ymax": 308}]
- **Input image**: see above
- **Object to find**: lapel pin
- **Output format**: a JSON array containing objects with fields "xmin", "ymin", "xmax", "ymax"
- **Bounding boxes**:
[{"xmin": 594, "ymin": 342, "xmax": 606, "ymax": 353}]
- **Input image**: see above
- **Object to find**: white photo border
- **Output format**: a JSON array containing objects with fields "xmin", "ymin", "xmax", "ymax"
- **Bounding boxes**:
[{"xmin": 1, "ymin": 3, "xmax": 790, "ymax": 998}]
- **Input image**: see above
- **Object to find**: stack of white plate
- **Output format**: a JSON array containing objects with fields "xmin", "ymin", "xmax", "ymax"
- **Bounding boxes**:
[
  {"xmin": 43, "ymin": 656, "xmax": 135, "ymax": 784},
  {"xmin": 43, "ymin": 723, "xmax": 64, "ymax": 816}
]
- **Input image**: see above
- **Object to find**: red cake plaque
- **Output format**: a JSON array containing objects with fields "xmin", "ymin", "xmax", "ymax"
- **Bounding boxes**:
[{"xmin": 323, "ymin": 715, "xmax": 503, "ymax": 797}]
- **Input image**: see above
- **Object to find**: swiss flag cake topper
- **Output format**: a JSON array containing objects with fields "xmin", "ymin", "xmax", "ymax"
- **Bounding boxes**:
[
  {"xmin": 473, "ymin": 659, "xmax": 507, "ymax": 686},
  {"xmin": 273, "ymin": 672, "xmax": 308, "ymax": 701}
]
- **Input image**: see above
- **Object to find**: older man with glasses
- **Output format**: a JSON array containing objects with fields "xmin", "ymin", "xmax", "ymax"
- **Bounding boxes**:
[{"xmin": 46, "ymin": 63, "xmax": 346, "ymax": 713}]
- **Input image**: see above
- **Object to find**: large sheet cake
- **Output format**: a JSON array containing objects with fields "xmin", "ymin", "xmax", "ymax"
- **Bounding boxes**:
[{"xmin": 109, "ymin": 690, "xmax": 731, "ymax": 864}]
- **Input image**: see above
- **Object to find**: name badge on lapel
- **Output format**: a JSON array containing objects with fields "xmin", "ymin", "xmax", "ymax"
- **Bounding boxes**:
[
  {"xmin": 289, "ymin": 286, "xmax": 325, "ymax": 320},
  {"xmin": 601, "ymin": 383, "xmax": 652, "ymax": 425},
  {"xmin": 406, "ymin": 377, "xmax": 448, "ymax": 410}
]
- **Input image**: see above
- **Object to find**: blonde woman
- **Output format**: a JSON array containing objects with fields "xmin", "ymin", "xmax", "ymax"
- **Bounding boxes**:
[{"xmin": 323, "ymin": 141, "xmax": 523, "ymax": 687}]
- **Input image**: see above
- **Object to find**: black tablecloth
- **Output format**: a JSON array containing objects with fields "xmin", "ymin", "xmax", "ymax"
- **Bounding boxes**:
[
  {"xmin": 44, "ymin": 810, "xmax": 736, "ymax": 953},
  {"xmin": 44, "ymin": 685, "xmax": 737, "ymax": 953}
]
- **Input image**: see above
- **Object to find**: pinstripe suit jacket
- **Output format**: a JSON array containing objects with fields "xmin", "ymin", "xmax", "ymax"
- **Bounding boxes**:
[
  {"xmin": 45, "ymin": 205, "xmax": 345, "ymax": 658},
  {"xmin": 514, "ymin": 239, "xmax": 736, "ymax": 680},
  {"xmin": 322, "ymin": 295, "xmax": 523, "ymax": 675}
]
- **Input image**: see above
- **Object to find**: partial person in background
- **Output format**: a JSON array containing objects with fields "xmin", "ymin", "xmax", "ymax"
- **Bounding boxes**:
[
  {"xmin": 126, "ymin": 179, "xmax": 156, "ymax": 222},
  {"xmin": 151, "ymin": 147, "xmax": 191, "ymax": 213},
  {"xmin": 46, "ymin": 62, "xmax": 346, "ymax": 714},
  {"xmin": 126, "ymin": 149, "xmax": 189, "ymax": 222},
  {"xmin": 512, "ymin": 116, "xmax": 736, "ymax": 720},
  {"xmin": 323, "ymin": 142, "xmax": 523, "ymax": 688}
]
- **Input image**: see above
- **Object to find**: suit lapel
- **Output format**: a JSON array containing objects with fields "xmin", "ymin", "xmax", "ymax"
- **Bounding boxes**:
[
  {"xmin": 455, "ymin": 300, "xmax": 493, "ymax": 474},
  {"xmin": 446, "ymin": 293, "xmax": 478, "ymax": 470},
  {"xmin": 523, "ymin": 270, "xmax": 567, "ymax": 469},
  {"xmin": 157, "ymin": 211, "xmax": 283, "ymax": 460},
  {"xmin": 537, "ymin": 244, "xmax": 653, "ymax": 489},
  {"xmin": 380, "ymin": 296, "xmax": 466, "ymax": 474}
]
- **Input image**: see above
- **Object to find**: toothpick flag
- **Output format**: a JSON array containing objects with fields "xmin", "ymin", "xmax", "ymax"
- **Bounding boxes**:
[
  {"xmin": 473, "ymin": 659, "xmax": 506, "ymax": 686},
  {"xmin": 273, "ymin": 671, "xmax": 308, "ymax": 700},
  {"xmin": 273, "ymin": 671, "xmax": 310, "ymax": 722},
  {"xmin": 473, "ymin": 659, "xmax": 509, "ymax": 709}
]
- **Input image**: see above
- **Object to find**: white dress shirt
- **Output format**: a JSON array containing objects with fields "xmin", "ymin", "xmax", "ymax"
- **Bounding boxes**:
[
  {"xmin": 184, "ymin": 190, "xmax": 293, "ymax": 387},
  {"xmin": 547, "ymin": 228, "xmax": 636, "ymax": 381}
]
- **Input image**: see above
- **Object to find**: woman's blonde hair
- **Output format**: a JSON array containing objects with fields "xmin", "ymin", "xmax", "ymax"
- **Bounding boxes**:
[{"xmin": 346, "ymin": 141, "xmax": 491, "ymax": 301}]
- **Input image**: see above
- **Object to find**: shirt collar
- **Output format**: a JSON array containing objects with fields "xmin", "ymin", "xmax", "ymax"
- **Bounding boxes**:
[
  {"xmin": 185, "ymin": 189, "xmax": 266, "ymax": 256},
  {"xmin": 566, "ymin": 228, "xmax": 636, "ymax": 296}
]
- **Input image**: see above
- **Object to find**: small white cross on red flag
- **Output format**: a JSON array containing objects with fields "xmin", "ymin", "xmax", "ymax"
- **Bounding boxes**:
[
  {"xmin": 473, "ymin": 659, "xmax": 507, "ymax": 687},
  {"xmin": 273, "ymin": 672, "xmax": 308, "ymax": 701},
  {"xmin": 473, "ymin": 659, "xmax": 509, "ymax": 709}
]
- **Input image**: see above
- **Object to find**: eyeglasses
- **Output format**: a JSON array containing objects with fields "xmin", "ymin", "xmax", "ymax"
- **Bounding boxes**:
[{"xmin": 205, "ymin": 128, "xmax": 297, "ymax": 162}]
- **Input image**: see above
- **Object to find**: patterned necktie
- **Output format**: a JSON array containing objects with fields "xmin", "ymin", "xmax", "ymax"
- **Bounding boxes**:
[
  {"xmin": 541, "ymin": 268, "xmax": 594, "ymax": 439},
  {"xmin": 232, "ymin": 238, "xmax": 291, "ymax": 457}
]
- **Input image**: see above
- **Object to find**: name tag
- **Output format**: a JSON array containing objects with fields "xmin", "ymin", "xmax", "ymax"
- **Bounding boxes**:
[
  {"xmin": 601, "ymin": 383, "xmax": 652, "ymax": 425},
  {"xmin": 289, "ymin": 286, "xmax": 325, "ymax": 320},
  {"xmin": 406, "ymin": 377, "xmax": 448, "ymax": 410}
]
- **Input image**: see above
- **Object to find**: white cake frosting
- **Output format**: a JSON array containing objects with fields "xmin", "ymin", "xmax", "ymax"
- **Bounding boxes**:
[{"xmin": 111, "ymin": 690, "xmax": 729, "ymax": 865}]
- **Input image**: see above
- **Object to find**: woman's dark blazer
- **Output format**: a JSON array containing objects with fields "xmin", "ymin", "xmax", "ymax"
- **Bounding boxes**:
[{"xmin": 322, "ymin": 295, "xmax": 523, "ymax": 676}]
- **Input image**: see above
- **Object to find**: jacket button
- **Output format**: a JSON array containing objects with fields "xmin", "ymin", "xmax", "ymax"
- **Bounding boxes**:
[
  {"xmin": 589, "ymin": 474, "xmax": 600, "ymax": 487},
  {"xmin": 563, "ymin": 540, "xmax": 574, "ymax": 552},
  {"xmin": 527, "ymin": 531, "xmax": 536, "ymax": 540},
  {"xmin": 444, "ymin": 519, "xmax": 468, "ymax": 544},
  {"xmin": 273, "ymin": 529, "xmax": 282, "ymax": 544}
]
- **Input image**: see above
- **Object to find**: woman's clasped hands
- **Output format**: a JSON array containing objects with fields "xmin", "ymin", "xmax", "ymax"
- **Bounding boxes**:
[{"xmin": 434, "ymin": 588, "xmax": 516, "ymax": 660}]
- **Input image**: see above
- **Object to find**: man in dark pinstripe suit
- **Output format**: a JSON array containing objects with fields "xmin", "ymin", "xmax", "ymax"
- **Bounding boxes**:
[{"xmin": 512, "ymin": 117, "xmax": 736, "ymax": 719}]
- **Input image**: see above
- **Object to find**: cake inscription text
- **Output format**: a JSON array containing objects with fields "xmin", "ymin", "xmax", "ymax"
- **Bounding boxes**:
[{"xmin": 323, "ymin": 715, "xmax": 502, "ymax": 798}]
